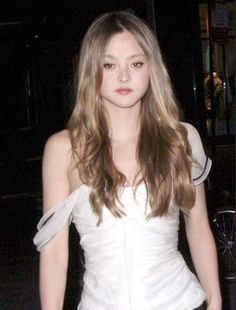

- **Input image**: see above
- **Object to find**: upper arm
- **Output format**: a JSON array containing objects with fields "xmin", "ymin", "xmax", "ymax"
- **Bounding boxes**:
[
  {"xmin": 184, "ymin": 182, "xmax": 210, "ymax": 233},
  {"xmin": 40, "ymin": 130, "xmax": 72, "ymax": 252},
  {"xmin": 42, "ymin": 130, "xmax": 72, "ymax": 214}
]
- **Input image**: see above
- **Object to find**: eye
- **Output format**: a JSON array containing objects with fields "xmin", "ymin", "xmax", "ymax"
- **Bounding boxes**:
[
  {"xmin": 103, "ymin": 63, "xmax": 115, "ymax": 69},
  {"xmin": 132, "ymin": 62, "xmax": 144, "ymax": 68}
]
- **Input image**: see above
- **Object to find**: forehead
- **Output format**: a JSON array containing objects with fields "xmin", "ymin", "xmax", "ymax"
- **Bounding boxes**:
[{"xmin": 105, "ymin": 30, "xmax": 145, "ymax": 57}]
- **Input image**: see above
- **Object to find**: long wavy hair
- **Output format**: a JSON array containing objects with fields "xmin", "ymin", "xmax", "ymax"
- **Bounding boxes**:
[{"xmin": 68, "ymin": 11, "xmax": 195, "ymax": 224}]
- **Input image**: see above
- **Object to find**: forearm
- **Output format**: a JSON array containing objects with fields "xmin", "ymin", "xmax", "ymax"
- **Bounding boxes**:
[
  {"xmin": 40, "ymin": 248, "xmax": 68, "ymax": 310},
  {"xmin": 186, "ymin": 223, "xmax": 222, "ymax": 309}
]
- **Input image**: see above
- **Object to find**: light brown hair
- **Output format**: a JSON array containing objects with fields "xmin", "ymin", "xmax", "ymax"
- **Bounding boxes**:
[{"xmin": 68, "ymin": 11, "xmax": 195, "ymax": 224}]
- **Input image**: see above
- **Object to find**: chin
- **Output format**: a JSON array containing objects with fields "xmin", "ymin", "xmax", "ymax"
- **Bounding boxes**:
[{"xmin": 103, "ymin": 99, "xmax": 142, "ymax": 110}]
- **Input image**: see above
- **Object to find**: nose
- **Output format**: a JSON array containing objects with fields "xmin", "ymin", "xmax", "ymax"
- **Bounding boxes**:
[{"xmin": 118, "ymin": 65, "xmax": 130, "ymax": 82}]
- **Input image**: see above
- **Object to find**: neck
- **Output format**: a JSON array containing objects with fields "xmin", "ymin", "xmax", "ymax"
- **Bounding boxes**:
[{"xmin": 104, "ymin": 104, "xmax": 141, "ymax": 142}]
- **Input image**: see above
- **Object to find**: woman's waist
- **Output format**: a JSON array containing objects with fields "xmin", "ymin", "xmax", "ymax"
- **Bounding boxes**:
[
  {"xmin": 83, "ymin": 249, "xmax": 183, "ymax": 281},
  {"xmin": 81, "ymin": 252, "xmax": 205, "ymax": 310}
]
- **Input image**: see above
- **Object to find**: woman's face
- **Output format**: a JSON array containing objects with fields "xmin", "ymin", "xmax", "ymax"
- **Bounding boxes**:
[{"xmin": 100, "ymin": 30, "xmax": 150, "ymax": 110}]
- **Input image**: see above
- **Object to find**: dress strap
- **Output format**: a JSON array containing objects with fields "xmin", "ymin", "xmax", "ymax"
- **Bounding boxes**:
[{"xmin": 33, "ymin": 187, "xmax": 81, "ymax": 251}]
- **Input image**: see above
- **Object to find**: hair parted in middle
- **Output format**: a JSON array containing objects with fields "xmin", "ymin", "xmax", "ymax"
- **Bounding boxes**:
[{"xmin": 68, "ymin": 10, "xmax": 195, "ymax": 224}]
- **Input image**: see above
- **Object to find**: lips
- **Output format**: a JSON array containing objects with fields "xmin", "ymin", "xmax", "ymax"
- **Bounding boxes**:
[{"xmin": 115, "ymin": 88, "xmax": 133, "ymax": 95}]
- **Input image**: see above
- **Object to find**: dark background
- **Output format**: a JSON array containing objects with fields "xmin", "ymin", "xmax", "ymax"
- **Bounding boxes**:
[{"xmin": 0, "ymin": 1, "xmax": 235, "ymax": 309}]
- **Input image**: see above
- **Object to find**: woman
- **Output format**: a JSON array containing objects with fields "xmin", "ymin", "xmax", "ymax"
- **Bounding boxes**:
[{"xmin": 34, "ymin": 11, "xmax": 222, "ymax": 310}]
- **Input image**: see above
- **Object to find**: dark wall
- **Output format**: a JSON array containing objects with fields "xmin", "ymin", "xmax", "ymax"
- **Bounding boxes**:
[
  {"xmin": 0, "ymin": 0, "xmax": 150, "ymax": 134},
  {"xmin": 0, "ymin": 1, "xmax": 205, "ymax": 134},
  {"xmin": 155, "ymin": 1, "xmax": 206, "ymax": 134}
]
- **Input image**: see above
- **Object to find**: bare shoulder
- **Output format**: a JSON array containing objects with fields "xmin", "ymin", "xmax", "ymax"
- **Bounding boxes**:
[
  {"xmin": 43, "ymin": 129, "xmax": 73, "ymax": 176},
  {"xmin": 43, "ymin": 129, "xmax": 81, "ymax": 191},
  {"xmin": 44, "ymin": 129, "xmax": 71, "ymax": 155},
  {"xmin": 42, "ymin": 130, "xmax": 74, "ymax": 211}
]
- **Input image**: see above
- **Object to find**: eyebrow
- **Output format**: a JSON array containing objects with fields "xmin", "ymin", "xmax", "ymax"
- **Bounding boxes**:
[{"xmin": 104, "ymin": 53, "xmax": 145, "ymax": 60}]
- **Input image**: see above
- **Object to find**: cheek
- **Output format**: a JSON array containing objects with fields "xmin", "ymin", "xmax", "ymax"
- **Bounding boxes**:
[
  {"xmin": 100, "ymin": 74, "xmax": 109, "ymax": 95},
  {"xmin": 139, "ymin": 70, "xmax": 150, "ymax": 89}
]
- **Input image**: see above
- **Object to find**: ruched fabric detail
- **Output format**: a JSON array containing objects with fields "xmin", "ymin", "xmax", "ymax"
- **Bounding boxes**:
[{"xmin": 34, "ymin": 184, "xmax": 206, "ymax": 310}]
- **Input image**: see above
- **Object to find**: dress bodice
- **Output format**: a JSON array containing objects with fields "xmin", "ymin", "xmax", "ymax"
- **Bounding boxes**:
[{"xmin": 34, "ymin": 183, "xmax": 206, "ymax": 310}]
